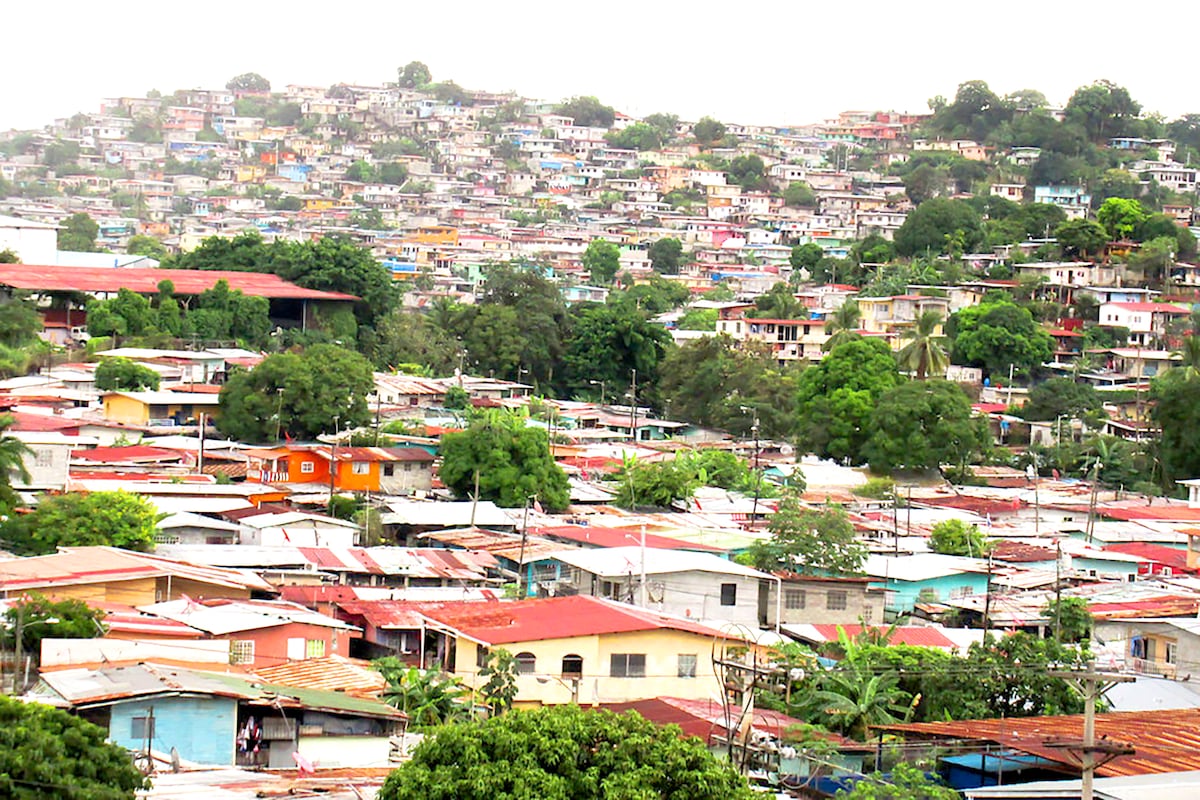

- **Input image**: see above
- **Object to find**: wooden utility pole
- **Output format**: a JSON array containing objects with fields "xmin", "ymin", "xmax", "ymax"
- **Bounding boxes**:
[{"xmin": 1047, "ymin": 667, "xmax": 1135, "ymax": 800}]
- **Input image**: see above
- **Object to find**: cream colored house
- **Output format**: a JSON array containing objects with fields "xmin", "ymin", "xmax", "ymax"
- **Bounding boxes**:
[{"xmin": 413, "ymin": 595, "xmax": 761, "ymax": 707}]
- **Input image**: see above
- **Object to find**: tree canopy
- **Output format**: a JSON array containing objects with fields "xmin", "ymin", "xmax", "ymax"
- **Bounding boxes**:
[
  {"xmin": 893, "ymin": 198, "xmax": 983, "ymax": 257},
  {"xmin": 794, "ymin": 337, "xmax": 903, "ymax": 463},
  {"xmin": 397, "ymin": 61, "xmax": 432, "ymax": 89},
  {"xmin": 217, "ymin": 344, "xmax": 375, "ymax": 442},
  {"xmin": 863, "ymin": 380, "xmax": 991, "ymax": 474},
  {"xmin": 0, "ymin": 491, "xmax": 162, "ymax": 555},
  {"xmin": 0, "ymin": 696, "xmax": 146, "ymax": 800},
  {"xmin": 226, "ymin": 72, "xmax": 270, "ymax": 93},
  {"xmin": 554, "ymin": 96, "xmax": 616, "ymax": 128},
  {"xmin": 378, "ymin": 705, "xmax": 753, "ymax": 800},
  {"xmin": 94, "ymin": 357, "xmax": 160, "ymax": 391},
  {"xmin": 438, "ymin": 410, "xmax": 570, "ymax": 511},
  {"xmin": 1, "ymin": 593, "xmax": 106, "ymax": 654},
  {"xmin": 949, "ymin": 300, "xmax": 1054, "ymax": 377},
  {"xmin": 582, "ymin": 239, "xmax": 620, "ymax": 285},
  {"xmin": 928, "ymin": 518, "xmax": 991, "ymax": 557},
  {"xmin": 746, "ymin": 497, "xmax": 866, "ymax": 576}
]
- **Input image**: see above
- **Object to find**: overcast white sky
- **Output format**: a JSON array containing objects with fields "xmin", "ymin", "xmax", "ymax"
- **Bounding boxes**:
[{"xmin": 4, "ymin": 1, "xmax": 1200, "ymax": 131}]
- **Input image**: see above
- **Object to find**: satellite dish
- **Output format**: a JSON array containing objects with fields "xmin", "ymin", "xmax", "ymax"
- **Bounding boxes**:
[
  {"xmin": 170, "ymin": 747, "xmax": 181, "ymax": 774},
  {"xmin": 779, "ymin": 444, "xmax": 794, "ymax": 456}
]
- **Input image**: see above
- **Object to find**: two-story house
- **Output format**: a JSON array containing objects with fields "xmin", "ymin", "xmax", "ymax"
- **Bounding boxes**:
[{"xmin": 1098, "ymin": 302, "xmax": 1190, "ymax": 347}]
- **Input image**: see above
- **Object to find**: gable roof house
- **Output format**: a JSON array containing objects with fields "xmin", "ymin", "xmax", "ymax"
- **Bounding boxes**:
[
  {"xmin": 548, "ymin": 546, "xmax": 777, "ymax": 630},
  {"xmin": 410, "ymin": 595, "xmax": 763, "ymax": 706},
  {"xmin": 31, "ymin": 662, "xmax": 405, "ymax": 769},
  {"xmin": 0, "ymin": 546, "xmax": 273, "ymax": 605}
]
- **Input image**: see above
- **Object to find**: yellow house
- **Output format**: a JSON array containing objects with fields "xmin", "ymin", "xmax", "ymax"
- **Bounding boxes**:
[
  {"xmin": 415, "ymin": 595, "xmax": 763, "ymax": 707},
  {"xmin": 102, "ymin": 391, "xmax": 222, "ymax": 426},
  {"xmin": 0, "ymin": 546, "xmax": 271, "ymax": 605},
  {"xmin": 302, "ymin": 196, "xmax": 336, "ymax": 211},
  {"xmin": 410, "ymin": 225, "xmax": 459, "ymax": 247},
  {"xmin": 234, "ymin": 164, "xmax": 268, "ymax": 183}
]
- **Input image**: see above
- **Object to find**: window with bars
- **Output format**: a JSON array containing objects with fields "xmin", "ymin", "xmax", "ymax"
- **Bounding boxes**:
[
  {"xmin": 230, "ymin": 640, "xmax": 255, "ymax": 665},
  {"xmin": 677, "ymin": 654, "xmax": 697, "ymax": 678},
  {"xmin": 305, "ymin": 639, "xmax": 326, "ymax": 659},
  {"xmin": 785, "ymin": 589, "xmax": 806, "ymax": 610},
  {"xmin": 826, "ymin": 590, "xmax": 848, "ymax": 611}
]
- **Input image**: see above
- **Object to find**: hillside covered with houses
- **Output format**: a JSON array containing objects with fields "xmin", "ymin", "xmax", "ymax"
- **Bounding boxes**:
[{"xmin": 5, "ymin": 70, "xmax": 1200, "ymax": 797}]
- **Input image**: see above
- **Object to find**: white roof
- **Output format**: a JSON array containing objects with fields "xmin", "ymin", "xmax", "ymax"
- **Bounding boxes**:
[
  {"xmin": 550, "ymin": 546, "xmax": 771, "ymax": 580},
  {"xmin": 238, "ymin": 511, "xmax": 358, "ymax": 530},
  {"xmin": 158, "ymin": 512, "xmax": 240, "ymax": 532},
  {"xmin": 0, "ymin": 214, "xmax": 57, "ymax": 230},
  {"xmin": 95, "ymin": 348, "xmax": 227, "ymax": 361},
  {"xmin": 104, "ymin": 391, "xmax": 221, "ymax": 405},
  {"xmin": 139, "ymin": 599, "xmax": 355, "ymax": 635},
  {"xmin": 381, "ymin": 499, "xmax": 513, "ymax": 527},
  {"xmin": 862, "ymin": 553, "xmax": 990, "ymax": 582}
]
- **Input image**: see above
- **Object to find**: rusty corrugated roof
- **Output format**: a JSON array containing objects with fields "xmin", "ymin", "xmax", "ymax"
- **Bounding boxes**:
[{"xmin": 879, "ymin": 708, "xmax": 1200, "ymax": 776}]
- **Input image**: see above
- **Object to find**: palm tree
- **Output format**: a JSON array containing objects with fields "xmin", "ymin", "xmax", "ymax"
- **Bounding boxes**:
[
  {"xmin": 823, "ymin": 300, "xmax": 861, "ymax": 351},
  {"xmin": 379, "ymin": 665, "xmax": 470, "ymax": 728},
  {"xmin": 798, "ymin": 664, "xmax": 914, "ymax": 741},
  {"xmin": 1171, "ymin": 334, "xmax": 1200, "ymax": 381},
  {"xmin": 0, "ymin": 414, "xmax": 31, "ymax": 509},
  {"xmin": 897, "ymin": 310, "xmax": 950, "ymax": 379}
]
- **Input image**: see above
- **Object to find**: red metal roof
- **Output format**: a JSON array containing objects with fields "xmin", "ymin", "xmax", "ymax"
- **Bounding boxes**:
[
  {"xmin": 799, "ymin": 624, "xmax": 958, "ymax": 650},
  {"xmin": 5, "ymin": 412, "xmax": 82, "ymax": 432},
  {"xmin": 1107, "ymin": 302, "xmax": 1188, "ymax": 313},
  {"xmin": 74, "ymin": 445, "xmax": 184, "ymax": 462},
  {"xmin": 880, "ymin": 708, "xmax": 1200, "ymax": 777},
  {"xmin": 991, "ymin": 540, "xmax": 1058, "ymax": 563},
  {"xmin": 1106, "ymin": 542, "xmax": 1199, "ymax": 571},
  {"xmin": 0, "ymin": 265, "xmax": 359, "ymax": 301},
  {"xmin": 533, "ymin": 525, "xmax": 725, "ymax": 553},
  {"xmin": 412, "ymin": 595, "xmax": 742, "ymax": 646},
  {"xmin": 599, "ymin": 697, "xmax": 857, "ymax": 744},
  {"xmin": 1103, "ymin": 506, "xmax": 1200, "ymax": 522}
]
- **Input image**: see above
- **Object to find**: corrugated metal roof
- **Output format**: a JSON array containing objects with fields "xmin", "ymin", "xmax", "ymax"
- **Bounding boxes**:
[
  {"xmin": 252, "ymin": 655, "xmax": 386, "ymax": 698},
  {"xmin": 0, "ymin": 264, "xmax": 359, "ymax": 301},
  {"xmin": 0, "ymin": 546, "xmax": 272, "ymax": 594},
  {"xmin": 880, "ymin": 709, "xmax": 1200, "ymax": 776}
]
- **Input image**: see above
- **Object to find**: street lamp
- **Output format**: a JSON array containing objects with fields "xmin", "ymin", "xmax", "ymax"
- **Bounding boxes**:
[
  {"xmin": 589, "ymin": 379, "xmax": 606, "ymax": 406},
  {"xmin": 7, "ymin": 613, "xmax": 60, "ymax": 694},
  {"xmin": 739, "ymin": 406, "xmax": 762, "ymax": 523},
  {"xmin": 535, "ymin": 674, "xmax": 580, "ymax": 704}
]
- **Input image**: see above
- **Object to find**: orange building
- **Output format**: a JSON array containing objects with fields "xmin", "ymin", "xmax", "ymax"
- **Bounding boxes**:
[{"xmin": 245, "ymin": 445, "xmax": 434, "ymax": 494}]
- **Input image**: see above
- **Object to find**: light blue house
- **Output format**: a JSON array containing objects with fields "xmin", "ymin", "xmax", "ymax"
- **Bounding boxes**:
[
  {"xmin": 34, "ymin": 662, "xmax": 405, "ymax": 769},
  {"xmin": 862, "ymin": 554, "xmax": 992, "ymax": 616}
]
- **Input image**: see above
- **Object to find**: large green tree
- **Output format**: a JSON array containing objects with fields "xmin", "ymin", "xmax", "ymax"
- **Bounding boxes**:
[
  {"xmin": 862, "ymin": 379, "xmax": 991, "ymax": 474},
  {"xmin": 438, "ymin": 410, "xmax": 570, "ymax": 511},
  {"xmin": 928, "ymin": 518, "xmax": 991, "ymax": 557},
  {"xmin": 0, "ymin": 491, "xmax": 162, "ymax": 556},
  {"xmin": 217, "ymin": 344, "xmax": 375, "ymax": 441},
  {"xmin": 1150, "ymin": 369, "xmax": 1200, "ymax": 488},
  {"xmin": 94, "ymin": 357, "xmax": 160, "ymax": 391},
  {"xmin": 949, "ymin": 300, "xmax": 1054, "ymax": 377},
  {"xmin": 893, "ymin": 198, "xmax": 984, "ymax": 257},
  {"xmin": 397, "ymin": 61, "xmax": 432, "ymax": 89},
  {"xmin": 658, "ymin": 336, "xmax": 800, "ymax": 439},
  {"xmin": 794, "ymin": 337, "xmax": 902, "ymax": 463},
  {"xmin": 0, "ymin": 696, "xmax": 146, "ymax": 800},
  {"xmin": 1, "ymin": 593, "xmax": 106, "ymax": 655},
  {"xmin": 745, "ymin": 496, "xmax": 866, "ymax": 576},
  {"xmin": 1020, "ymin": 377, "xmax": 1101, "ymax": 422},
  {"xmin": 582, "ymin": 239, "xmax": 620, "ymax": 285},
  {"xmin": 57, "ymin": 212, "xmax": 99, "ymax": 252},
  {"xmin": 378, "ymin": 705, "xmax": 753, "ymax": 800},
  {"xmin": 226, "ymin": 72, "xmax": 270, "ymax": 93},
  {"xmin": 561, "ymin": 302, "xmax": 671, "ymax": 403},
  {"xmin": 554, "ymin": 96, "xmax": 616, "ymax": 128},
  {"xmin": 647, "ymin": 237, "xmax": 684, "ymax": 274}
]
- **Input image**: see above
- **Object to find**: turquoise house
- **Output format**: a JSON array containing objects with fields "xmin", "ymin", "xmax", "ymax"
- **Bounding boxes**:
[{"xmin": 862, "ymin": 554, "xmax": 992, "ymax": 615}]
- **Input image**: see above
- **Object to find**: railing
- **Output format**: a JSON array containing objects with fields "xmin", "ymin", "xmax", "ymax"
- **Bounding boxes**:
[{"xmin": 1130, "ymin": 657, "xmax": 1177, "ymax": 678}]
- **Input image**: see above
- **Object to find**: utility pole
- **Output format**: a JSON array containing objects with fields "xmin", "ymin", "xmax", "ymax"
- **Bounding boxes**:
[
  {"xmin": 1047, "ymin": 667, "xmax": 1134, "ymax": 800},
  {"xmin": 517, "ymin": 495, "xmax": 533, "ymax": 598},
  {"xmin": 639, "ymin": 523, "xmax": 648, "ymax": 608},
  {"xmin": 628, "ymin": 368, "xmax": 638, "ymax": 446},
  {"xmin": 326, "ymin": 415, "xmax": 340, "ymax": 516},
  {"xmin": 1054, "ymin": 539, "xmax": 1063, "ymax": 642},
  {"xmin": 196, "ymin": 412, "xmax": 206, "ymax": 475}
]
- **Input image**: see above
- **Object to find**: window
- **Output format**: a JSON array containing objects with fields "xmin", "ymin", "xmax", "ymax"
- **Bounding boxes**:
[
  {"xmin": 34, "ymin": 449, "xmax": 53, "ymax": 468},
  {"xmin": 515, "ymin": 652, "xmax": 537, "ymax": 674},
  {"xmin": 382, "ymin": 464, "xmax": 394, "ymax": 477},
  {"xmin": 131, "ymin": 715, "xmax": 155, "ymax": 740},
  {"xmin": 1167, "ymin": 641, "xmax": 1179, "ymax": 665},
  {"xmin": 677, "ymin": 654, "xmax": 698, "ymax": 678},
  {"xmin": 785, "ymin": 589, "xmax": 806, "ymax": 610},
  {"xmin": 352, "ymin": 461, "xmax": 370, "ymax": 475},
  {"xmin": 230, "ymin": 640, "xmax": 255, "ymax": 665},
  {"xmin": 305, "ymin": 639, "xmax": 326, "ymax": 659},
  {"xmin": 826, "ymin": 590, "xmax": 848, "ymax": 611},
  {"xmin": 720, "ymin": 583, "xmax": 737, "ymax": 606},
  {"xmin": 476, "ymin": 646, "xmax": 491, "ymax": 669},
  {"xmin": 562, "ymin": 654, "xmax": 583, "ymax": 679},
  {"xmin": 610, "ymin": 653, "xmax": 646, "ymax": 678},
  {"xmin": 300, "ymin": 461, "xmax": 315, "ymax": 474}
]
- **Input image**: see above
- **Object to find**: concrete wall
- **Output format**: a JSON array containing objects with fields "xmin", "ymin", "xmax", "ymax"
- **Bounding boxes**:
[{"xmin": 572, "ymin": 569, "xmax": 763, "ymax": 629}]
